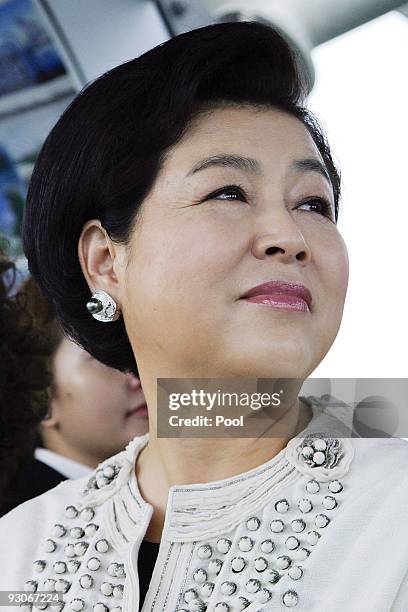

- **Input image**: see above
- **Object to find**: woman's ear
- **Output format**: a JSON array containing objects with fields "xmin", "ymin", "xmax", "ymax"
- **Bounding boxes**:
[
  {"xmin": 77, "ymin": 219, "xmax": 124, "ymax": 305},
  {"xmin": 39, "ymin": 401, "xmax": 59, "ymax": 430}
]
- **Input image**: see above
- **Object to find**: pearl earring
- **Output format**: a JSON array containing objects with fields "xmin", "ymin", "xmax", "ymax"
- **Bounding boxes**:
[{"xmin": 86, "ymin": 290, "xmax": 121, "ymax": 322}]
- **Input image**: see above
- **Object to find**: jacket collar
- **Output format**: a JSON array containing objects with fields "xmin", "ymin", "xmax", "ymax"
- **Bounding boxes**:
[{"xmin": 115, "ymin": 394, "xmax": 356, "ymax": 542}]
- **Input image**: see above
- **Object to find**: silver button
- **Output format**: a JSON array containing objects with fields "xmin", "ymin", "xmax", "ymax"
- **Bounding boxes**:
[
  {"xmin": 245, "ymin": 578, "xmax": 261, "ymax": 593},
  {"xmin": 44, "ymin": 539, "xmax": 57, "ymax": 553},
  {"xmin": 275, "ymin": 498, "xmax": 290, "ymax": 513},
  {"xmin": 24, "ymin": 580, "xmax": 38, "ymax": 592},
  {"xmin": 113, "ymin": 584, "xmax": 124, "ymax": 599},
  {"xmin": 298, "ymin": 498, "xmax": 313, "ymax": 513},
  {"xmin": 254, "ymin": 556, "xmax": 268, "ymax": 572},
  {"xmin": 322, "ymin": 495, "xmax": 337, "ymax": 509},
  {"xmin": 238, "ymin": 536, "xmax": 253, "ymax": 552},
  {"xmin": 55, "ymin": 578, "xmax": 71, "ymax": 593},
  {"xmin": 288, "ymin": 565, "xmax": 303, "ymax": 580},
  {"xmin": 70, "ymin": 527, "xmax": 85, "ymax": 539},
  {"xmin": 246, "ymin": 516, "xmax": 261, "ymax": 531},
  {"xmin": 65, "ymin": 506, "xmax": 78, "ymax": 519},
  {"xmin": 291, "ymin": 519, "xmax": 306, "ymax": 533},
  {"xmin": 100, "ymin": 582, "xmax": 114, "ymax": 596},
  {"xmin": 87, "ymin": 557, "xmax": 101, "ymax": 571},
  {"xmin": 328, "ymin": 479, "xmax": 343, "ymax": 493},
  {"xmin": 79, "ymin": 574, "xmax": 94, "ymax": 589},
  {"xmin": 53, "ymin": 561, "xmax": 67, "ymax": 574},
  {"xmin": 305, "ymin": 479, "xmax": 320, "ymax": 494},
  {"xmin": 270, "ymin": 519, "xmax": 285, "ymax": 532},
  {"xmin": 282, "ymin": 589, "xmax": 299, "ymax": 607},
  {"xmin": 95, "ymin": 539, "xmax": 109, "ymax": 553},
  {"xmin": 260, "ymin": 539, "xmax": 274, "ymax": 553},
  {"xmin": 197, "ymin": 544, "xmax": 212, "ymax": 559},
  {"xmin": 208, "ymin": 558, "xmax": 223, "ymax": 575},
  {"xmin": 200, "ymin": 582, "xmax": 214, "ymax": 598},
  {"xmin": 216, "ymin": 538, "xmax": 232, "ymax": 554},
  {"xmin": 315, "ymin": 513, "xmax": 330, "ymax": 528},
  {"xmin": 220, "ymin": 581, "xmax": 236, "ymax": 595},
  {"xmin": 81, "ymin": 507, "xmax": 95, "ymax": 521},
  {"xmin": 69, "ymin": 599, "xmax": 85, "ymax": 611},
  {"xmin": 257, "ymin": 587, "xmax": 272, "ymax": 603},
  {"xmin": 276, "ymin": 555, "xmax": 291, "ymax": 569},
  {"xmin": 33, "ymin": 560, "xmax": 46, "ymax": 573},
  {"xmin": 263, "ymin": 568, "xmax": 281, "ymax": 584},
  {"xmin": 51, "ymin": 524, "xmax": 67, "ymax": 538},
  {"xmin": 286, "ymin": 536, "xmax": 300, "ymax": 550},
  {"xmin": 193, "ymin": 568, "xmax": 207, "ymax": 584},
  {"xmin": 231, "ymin": 557, "xmax": 246, "ymax": 572}
]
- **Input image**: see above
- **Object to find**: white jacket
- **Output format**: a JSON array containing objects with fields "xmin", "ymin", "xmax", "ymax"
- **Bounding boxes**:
[{"xmin": 1, "ymin": 394, "xmax": 408, "ymax": 612}]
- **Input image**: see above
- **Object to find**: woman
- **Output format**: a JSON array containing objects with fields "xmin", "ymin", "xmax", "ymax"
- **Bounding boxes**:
[
  {"xmin": 0, "ymin": 274, "xmax": 148, "ymax": 516},
  {"xmin": 1, "ymin": 20, "xmax": 407, "ymax": 612}
]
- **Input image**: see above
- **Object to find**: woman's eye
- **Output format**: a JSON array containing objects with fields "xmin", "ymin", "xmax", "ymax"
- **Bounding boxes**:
[
  {"xmin": 200, "ymin": 188, "xmax": 334, "ymax": 221},
  {"xmin": 205, "ymin": 184, "xmax": 246, "ymax": 202},
  {"xmin": 296, "ymin": 197, "xmax": 334, "ymax": 220}
]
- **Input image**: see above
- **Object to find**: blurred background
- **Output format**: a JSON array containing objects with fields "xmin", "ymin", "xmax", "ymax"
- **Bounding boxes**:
[{"xmin": 0, "ymin": 0, "xmax": 407, "ymax": 381}]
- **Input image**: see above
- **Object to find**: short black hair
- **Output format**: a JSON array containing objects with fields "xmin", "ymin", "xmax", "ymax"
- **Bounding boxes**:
[{"xmin": 22, "ymin": 20, "xmax": 341, "ymax": 377}]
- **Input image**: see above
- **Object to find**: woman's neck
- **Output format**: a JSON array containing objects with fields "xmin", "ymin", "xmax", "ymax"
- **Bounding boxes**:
[{"xmin": 135, "ymin": 395, "xmax": 312, "ymax": 543}]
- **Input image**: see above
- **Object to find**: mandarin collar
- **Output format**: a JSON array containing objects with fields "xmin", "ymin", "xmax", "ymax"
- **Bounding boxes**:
[{"xmin": 114, "ymin": 394, "xmax": 356, "ymax": 542}]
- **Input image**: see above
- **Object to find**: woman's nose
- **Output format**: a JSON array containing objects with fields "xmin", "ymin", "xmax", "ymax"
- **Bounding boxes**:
[{"xmin": 251, "ymin": 213, "xmax": 311, "ymax": 264}]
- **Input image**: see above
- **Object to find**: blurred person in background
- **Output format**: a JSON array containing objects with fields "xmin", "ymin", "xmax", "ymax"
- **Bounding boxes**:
[
  {"xmin": 0, "ymin": 266, "xmax": 148, "ymax": 516},
  {"xmin": 0, "ymin": 241, "xmax": 47, "ymax": 510}
]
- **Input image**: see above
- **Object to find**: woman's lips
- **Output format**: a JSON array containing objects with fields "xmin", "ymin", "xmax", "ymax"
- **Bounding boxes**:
[
  {"xmin": 126, "ymin": 403, "xmax": 148, "ymax": 418},
  {"xmin": 242, "ymin": 293, "xmax": 309, "ymax": 311},
  {"xmin": 240, "ymin": 280, "xmax": 312, "ymax": 312}
]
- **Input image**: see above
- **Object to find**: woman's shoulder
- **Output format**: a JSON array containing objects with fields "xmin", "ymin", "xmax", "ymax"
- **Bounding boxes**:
[
  {"xmin": 351, "ymin": 435, "xmax": 408, "ymax": 487},
  {"xmin": 287, "ymin": 394, "xmax": 408, "ymax": 499},
  {"xmin": 0, "ymin": 475, "xmax": 90, "ymax": 590},
  {"xmin": 303, "ymin": 393, "xmax": 408, "ymax": 470},
  {"xmin": 0, "ymin": 443, "xmax": 139, "ymax": 591},
  {"xmin": 1, "ymin": 469, "xmax": 87, "ymax": 524}
]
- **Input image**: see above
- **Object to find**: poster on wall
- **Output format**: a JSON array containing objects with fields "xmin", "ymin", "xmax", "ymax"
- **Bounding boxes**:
[
  {"xmin": 0, "ymin": 0, "xmax": 73, "ymax": 112},
  {"xmin": 0, "ymin": 0, "xmax": 75, "ymax": 256}
]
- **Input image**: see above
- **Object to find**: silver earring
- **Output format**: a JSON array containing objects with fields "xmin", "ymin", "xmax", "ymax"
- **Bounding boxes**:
[{"xmin": 86, "ymin": 290, "xmax": 121, "ymax": 322}]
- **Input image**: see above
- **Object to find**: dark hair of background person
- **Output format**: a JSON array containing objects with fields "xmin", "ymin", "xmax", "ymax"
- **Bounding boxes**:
[
  {"xmin": 22, "ymin": 20, "xmax": 341, "ymax": 378},
  {"xmin": 0, "ymin": 243, "xmax": 64, "ymax": 496}
]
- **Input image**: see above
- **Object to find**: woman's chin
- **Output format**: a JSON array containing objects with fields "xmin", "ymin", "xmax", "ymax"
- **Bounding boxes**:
[{"xmin": 221, "ymin": 356, "xmax": 310, "ymax": 380}]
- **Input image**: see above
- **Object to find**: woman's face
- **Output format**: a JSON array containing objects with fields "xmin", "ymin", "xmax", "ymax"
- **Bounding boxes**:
[
  {"xmin": 45, "ymin": 338, "xmax": 148, "ymax": 461},
  {"xmin": 117, "ymin": 105, "xmax": 349, "ymax": 379}
]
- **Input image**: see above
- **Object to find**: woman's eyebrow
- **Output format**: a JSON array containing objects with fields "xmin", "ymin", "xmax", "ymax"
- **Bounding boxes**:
[
  {"xmin": 293, "ymin": 158, "xmax": 331, "ymax": 185},
  {"xmin": 186, "ymin": 153, "xmax": 331, "ymax": 186},
  {"xmin": 186, "ymin": 154, "xmax": 262, "ymax": 176}
]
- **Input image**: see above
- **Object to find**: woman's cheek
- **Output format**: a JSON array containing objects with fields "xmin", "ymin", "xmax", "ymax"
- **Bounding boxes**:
[{"xmin": 318, "ymin": 230, "xmax": 349, "ymax": 292}]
